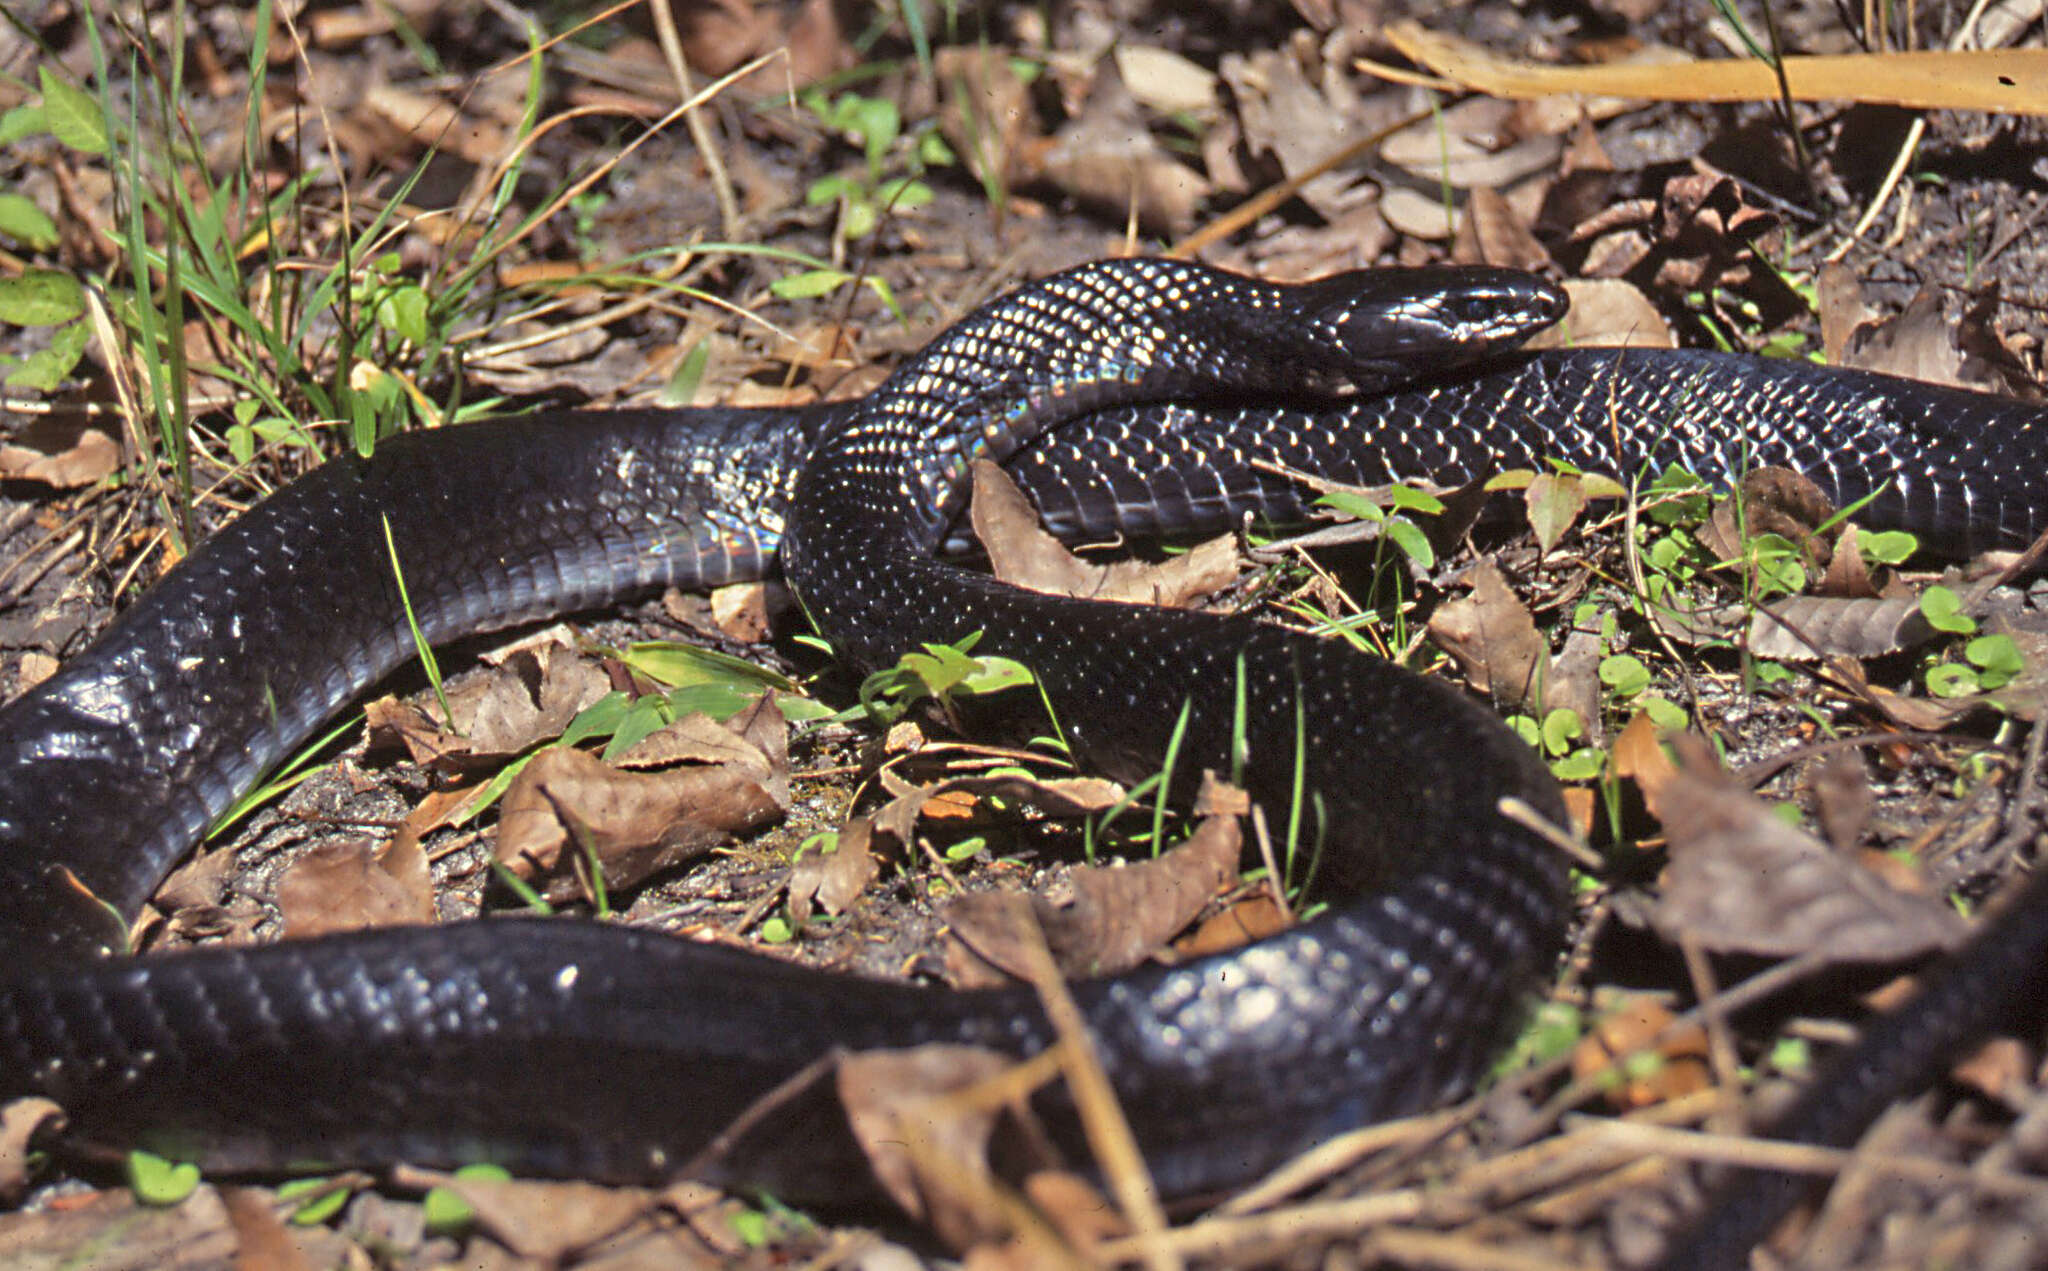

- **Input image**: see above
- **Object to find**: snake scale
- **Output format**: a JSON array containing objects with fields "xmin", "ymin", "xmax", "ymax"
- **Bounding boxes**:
[{"xmin": 2, "ymin": 258, "xmax": 2046, "ymax": 1266}]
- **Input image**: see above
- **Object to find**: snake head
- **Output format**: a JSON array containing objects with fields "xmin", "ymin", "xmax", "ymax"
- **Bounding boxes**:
[{"xmin": 1293, "ymin": 265, "xmax": 1569, "ymax": 390}]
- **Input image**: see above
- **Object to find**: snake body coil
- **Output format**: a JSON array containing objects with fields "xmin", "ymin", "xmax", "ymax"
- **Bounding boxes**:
[{"xmin": 1, "ymin": 260, "xmax": 2046, "ymax": 1260}]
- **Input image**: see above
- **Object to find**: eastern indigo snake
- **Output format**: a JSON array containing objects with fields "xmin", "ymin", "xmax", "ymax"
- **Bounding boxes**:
[{"xmin": 0, "ymin": 258, "xmax": 2045, "ymax": 1264}]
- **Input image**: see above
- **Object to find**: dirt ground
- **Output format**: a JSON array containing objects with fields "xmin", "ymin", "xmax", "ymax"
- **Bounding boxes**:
[{"xmin": 2, "ymin": 1, "xmax": 2048, "ymax": 1268}]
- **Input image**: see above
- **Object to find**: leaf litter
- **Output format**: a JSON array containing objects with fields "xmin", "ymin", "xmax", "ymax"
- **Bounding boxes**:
[{"xmin": 8, "ymin": 0, "xmax": 2048, "ymax": 1266}]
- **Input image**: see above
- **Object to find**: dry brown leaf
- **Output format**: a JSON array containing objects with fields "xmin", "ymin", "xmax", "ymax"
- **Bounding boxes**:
[
  {"xmin": 1451, "ymin": 185, "xmax": 1550, "ymax": 271},
  {"xmin": 1428, "ymin": 559, "xmax": 1547, "ymax": 710},
  {"xmin": 1545, "ymin": 628, "xmax": 1603, "ymax": 747},
  {"xmin": 363, "ymin": 695, "xmax": 457, "ymax": 766},
  {"xmin": 1383, "ymin": 19, "xmax": 2048, "ymax": 114},
  {"xmin": 1747, "ymin": 594, "xmax": 1933, "ymax": 662},
  {"xmin": 788, "ymin": 814, "xmax": 880, "ymax": 923},
  {"xmin": 1219, "ymin": 48, "xmax": 1375, "ymax": 220},
  {"xmin": 278, "ymin": 837, "xmax": 436, "ymax": 940},
  {"xmin": 363, "ymin": 642, "xmax": 612, "ymax": 769},
  {"xmin": 1378, "ymin": 186, "xmax": 1460, "ymax": 240},
  {"xmin": 1611, "ymin": 710, "xmax": 1677, "ymax": 816},
  {"xmin": 936, "ymin": 46, "xmax": 1039, "ymax": 194},
  {"xmin": 0, "ymin": 1097, "xmax": 61, "ymax": 1202},
  {"xmin": 945, "ymin": 815, "xmax": 1243, "ymax": 986},
  {"xmin": 971, "ymin": 461, "xmax": 1240, "ymax": 606},
  {"xmin": 838, "ymin": 1046, "xmax": 1048, "ymax": 1251},
  {"xmin": 1651, "ymin": 736, "xmax": 1967, "ymax": 961},
  {"xmin": 1813, "ymin": 751, "xmax": 1873, "ymax": 854},
  {"xmin": 1114, "ymin": 45, "xmax": 1218, "ymax": 117},
  {"xmin": 1818, "ymin": 260, "xmax": 1877, "ymax": 366},
  {"xmin": 1696, "ymin": 467, "xmax": 1834, "ymax": 571},
  {"xmin": 1174, "ymin": 893, "xmax": 1290, "ymax": 957},
  {"xmin": 707, "ymin": 581, "xmax": 779, "ymax": 642},
  {"xmin": 1818, "ymin": 522, "xmax": 1880, "ymax": 599},
  {"xmin": 219, "ymin": 1185, "xmax": 316, "ymax": 1271},
  {"xmin": 153, "ymin": 845, "xmax": 236, "ymax": 916},
  {"xmin": 1837, "ymin": 286, "xmax": 2017, "ymax": 395},
  {"xmin": 1951, "ymin": 1036, "xmax": 2033, "ymax": 1104},
  {"xmin": 1529, "ymin": 277, "xmax": 1674, "ymax": 349},
  {"xmin": 361, "ymin": 83, "xmax": 505, "ymax": 162},
  {"xmin": 1570, "ymin": 995, "xmax": 1711, "ymax": 1111},
  {"xmin": 438, "ymin": 1176, "xmax": 656, "ymax": 1262},
  {"xmin": 0, "ymin": 418, "xmax": 119, "ymax": 488},
  {"xmin": 399, "ymin": 782, "xmax": 483, "ymax": 841},
  {"xmin": 1036, "ymin": 62, "xmax": 1208, "ymax": 233},
  {"xmin": 1379, "ymin": 96, "xmax": 1562, "ymax": 191},
  {"xmin": 451, "ymin": 643, "xmax": 614, "ymax": 758},
  {"xmin": 495, "ymin": 714, "xmax": 786, "ymax": 900},
  {"xmin": 614, "ymin": 709, "xmax": 784, "ymax": 785}
]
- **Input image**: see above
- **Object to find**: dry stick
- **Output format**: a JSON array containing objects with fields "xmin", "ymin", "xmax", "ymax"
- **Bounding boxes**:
[
  {"xmin": 1363, "ymin": 1227, "xmax": 1590, "ymax": 1271},
  {"xmin": 1096, "ymin": 1189, "xmax": 1433, "ymax": 1266},
  {"xmin": 1216, "ymin": 1109, "xmax": 1465, "ymax": 1216},
  {"xmin": 1009, "ymin": 909, "xmax": 1182, "ymax": 1271},
  {"xmin": 1581, "ymin": 1118, "xmax": 2048, "ymax": 1202},
  {"xmin": 1246, "ymin": 805, "xmax": 1295, "ymax": 924},
  {"xmin": 1825, "ymin": 0, "xmax": 2004, "ymax": 262},
  {"xmin": 642, "ymin": 0, "xmax": 741, "ymax": 242}
]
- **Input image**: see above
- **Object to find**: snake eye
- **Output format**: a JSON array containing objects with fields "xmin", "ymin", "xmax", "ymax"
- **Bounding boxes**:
[{"xmin": 1441, "ymin": 281, "xmax": 1565, "ymax": 339}]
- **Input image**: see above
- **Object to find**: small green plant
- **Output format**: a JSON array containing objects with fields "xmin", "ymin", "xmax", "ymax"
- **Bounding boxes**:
[
  {"xmin": 1926, "ymin": 633, "xmax": 2024, "ymax": 699},
  {"xmin": 801, "ymin": 88, "xmax": 953, "ymax": 242},
  {"xmin": 126, "ymin": 1149, "xmax": 200, "ymax": 1206},
  {"xmin": 856, "ymin": 630, "xmax": 1034, "ymax": 725},
  {"xmin": 422, "ymin": 1163, "xmax": 511, "ymax": 1236},
  {"xmin": 276, "ymin": 1175, "xmax": 357, "ymax": 1225},
  {"xmin": 1506, "ymin": 707, "xmax": 1603, "ymax": 781}
]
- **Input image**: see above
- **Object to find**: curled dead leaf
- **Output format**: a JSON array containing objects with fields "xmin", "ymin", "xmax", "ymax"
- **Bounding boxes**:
[
  {"xmin": 0, "ymin": 1097, "xmax": 62, "ymax": 1202},
  {"xmin": 971, "ymin": 460, "xmax": 1240, "ymax": 606},
  {"xmin": 945, "ymin": 815, "xmax": 1243, "ymax": 986},
  {"xmin": 0, "ymin": 419, "xmax": 119, "ymax": 488},
  {"xmin": 788, "ymin": 815, "xmax": 879, "ymax": 924},
  {"xmin": 496, "ymin": 704, "xmax": 788, "ymax": 900}
]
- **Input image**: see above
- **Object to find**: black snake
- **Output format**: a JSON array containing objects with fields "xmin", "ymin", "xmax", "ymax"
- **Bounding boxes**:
[{"xmin": 1, "ymin": 258, "xmax": 2045, "ymax": 1266}]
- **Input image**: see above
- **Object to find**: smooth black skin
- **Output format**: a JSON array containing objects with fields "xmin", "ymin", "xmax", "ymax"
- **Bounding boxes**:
[{"xmin": 0, "ymin": 259, "xmax": 2044, "ymax": 1264}]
